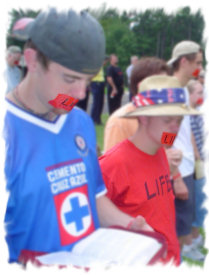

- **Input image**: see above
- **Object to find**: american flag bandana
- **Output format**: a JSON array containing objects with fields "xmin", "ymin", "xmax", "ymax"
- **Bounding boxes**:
[{"xmin": 132, "ymin": 88, "xmax": 186, "ymax": 107}]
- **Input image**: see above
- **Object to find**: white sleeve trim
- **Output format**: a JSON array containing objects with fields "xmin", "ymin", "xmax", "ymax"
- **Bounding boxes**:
[{"xmin": 96, "ymin": 188, "xmax": 107, "ymax": 199}]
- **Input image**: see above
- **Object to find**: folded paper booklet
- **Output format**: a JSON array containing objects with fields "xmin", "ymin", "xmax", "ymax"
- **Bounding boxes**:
[{"xmin": 36, "ymin": 227, "xmax": 167, "ymax": 268}]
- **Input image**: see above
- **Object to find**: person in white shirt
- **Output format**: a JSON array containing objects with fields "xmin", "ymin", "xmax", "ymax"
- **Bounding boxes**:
[
  {"xmin": 4, "ymin": 45, "xmax": 23, "ymax": 94},
  {"xmin": 167, "ymin": 40, "xmax": 204, "ymax": 262}
]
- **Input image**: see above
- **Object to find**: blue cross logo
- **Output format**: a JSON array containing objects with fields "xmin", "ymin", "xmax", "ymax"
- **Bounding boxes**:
[{"xmin": 64, "ymin": 197, "xmax": 90, "ymax": 232}]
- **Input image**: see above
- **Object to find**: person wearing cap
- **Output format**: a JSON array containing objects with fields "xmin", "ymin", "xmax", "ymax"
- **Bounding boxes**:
[
  {"xmin": 99, "ymin": 75, "xmax": 201, "ymax": 266},
  {"xmin": 3, "ymin": 8, "xmax": 151, "ymax": 266},
  {"xmin": 167, "ymin": 40, "xmax": 204, "ymax": 261},
  {"xmin": 4, "ymin": 45, "xmax": 23, "ymax": 94}
]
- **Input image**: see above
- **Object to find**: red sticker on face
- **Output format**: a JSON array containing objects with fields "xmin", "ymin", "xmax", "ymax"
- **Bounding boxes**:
[
  {"xmin": 48, "ymin": 94, "xmax": 79, "ymax": 111},
  {"xmin": 192, "ymin": 69, "xmax": 200, "ymax": 77},
  {"xmin": 196, "ymin": 98, "xmax": 204, "ymax": 105},
  {"xmin": 161, "ymin": 132, "xmax": 177, "ymax": 146}
]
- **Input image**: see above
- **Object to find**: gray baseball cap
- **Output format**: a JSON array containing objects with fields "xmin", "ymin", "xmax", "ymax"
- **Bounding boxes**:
[
  {"xmin": 167, "ymin": 40, "xmax": 200, "ymax": 66},
  {"xmin": 12, "ymin": 7, "xmax": 105, "ymax": 75}
]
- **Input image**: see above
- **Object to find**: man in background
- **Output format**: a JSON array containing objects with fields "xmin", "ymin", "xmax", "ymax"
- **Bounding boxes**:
[
  {"xmin": 106, "ymin": 54, "xmax": 124, "ymax": 115},
  {"xmin": 126, "ymin": 55, "xmax": 138, "ymax": 101},
  {"xmin": 4, "ymin": 45, "xmax": 22, "ymax": 94},
  {"xmin": 90, "ymin": 56, "xmax": 109, "ymax": 124}
]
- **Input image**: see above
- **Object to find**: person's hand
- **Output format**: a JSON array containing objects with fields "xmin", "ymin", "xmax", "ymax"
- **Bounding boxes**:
[
  {"xmin": 173, "ymin": 177, "xmax": 189, "ymax": 200},
  {"xmin": 110, "ymin": 88, "xmax": 118, "ymax": 98},
  {"xmin": 165, "ymin": 148, "xmax": 183, "ymax": 174},
  {"xmin": 127, "ymin": 215, "xmax": 154, "ymax": 232}
]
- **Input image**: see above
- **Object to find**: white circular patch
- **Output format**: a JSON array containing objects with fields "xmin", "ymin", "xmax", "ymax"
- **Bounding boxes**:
[
  {"xmin": 157, "ymin": 99, "xmax": 163, "ymax": 104},
  {"xmin": 60, "ymin": 192, "xmax": 91, "ymax": 237},
  {"xmin": 75, "ymin": 135, "xmax": 86, "ymax": 151}
]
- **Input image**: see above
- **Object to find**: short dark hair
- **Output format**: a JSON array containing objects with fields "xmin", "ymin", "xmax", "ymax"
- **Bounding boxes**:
[
  {"xmin": 130, "ymin": 57, "xmax": 169, "ymax": 95},
  {"xmin": 24, "ymin": 39, "xmax": 50, "ymax": 70}
]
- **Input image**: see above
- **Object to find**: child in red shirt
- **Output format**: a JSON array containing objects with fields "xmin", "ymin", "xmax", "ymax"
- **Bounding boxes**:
[{"xmin": 99, "ymin": 75, "xmax": 200, "ymax": 266}]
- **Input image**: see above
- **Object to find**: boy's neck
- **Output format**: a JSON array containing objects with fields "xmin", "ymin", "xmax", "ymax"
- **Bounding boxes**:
[
  {"xmin": 129, "ymin": 128, "xmax": 160, "ymax": 156},
  {"xmin": 173, "ymin": 71, "xmax": 188, "ymax": 87},
  {"xmin": 6, "ymin": 78, "xmax": 57, "ymax": 121}
]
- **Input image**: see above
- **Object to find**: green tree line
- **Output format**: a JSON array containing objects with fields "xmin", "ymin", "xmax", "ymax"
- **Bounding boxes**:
[{"xmin": 6, "ymin": 5, "xmax": 205, "ymax": 74}]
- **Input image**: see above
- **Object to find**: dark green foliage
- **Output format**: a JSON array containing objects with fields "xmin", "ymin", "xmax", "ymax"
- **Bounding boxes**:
[
  {"xmin": 6, "ymin": 5, "xmax": 205, "ymax": 73},
  {"xmin": 89, "ymin": 5, "xmax": 205, "ymax": 72},
  {"xmin": 99, "ymin": 6, "xmax": 205, "ymax": 72}
]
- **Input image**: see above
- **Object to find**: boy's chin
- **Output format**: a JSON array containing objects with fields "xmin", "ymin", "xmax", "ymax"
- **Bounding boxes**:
[{"xmin": 52, "ymin": 108, "xmax": 71, "ymax": 115}]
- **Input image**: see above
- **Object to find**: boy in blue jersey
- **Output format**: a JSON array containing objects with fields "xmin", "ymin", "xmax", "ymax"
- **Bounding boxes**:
[{"xmin": 4, "ymin": 7, "xmax": 152, "ymax": 266}]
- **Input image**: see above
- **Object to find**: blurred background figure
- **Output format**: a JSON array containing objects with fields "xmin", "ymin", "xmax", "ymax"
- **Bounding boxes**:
[
  {"xmin": 90, "ymin": 56, "xmax": 109, "ymax": 125},
  {"xmin": 167, "ymin": 40, "xmax": 204, "ymax": 262},
  {"xmin": 126, "ymin": 55, "xmax": 139, "ymax": 101},
  {"xmin": 196, "ymin": 69, "xmax": 205, "ymax": 85},
  {"xmin": 104, "ymin": 57, "xmax": 169, "ymax": 152},
  {"xmin": 18, "ymin": 55, "xmax": 27, "ymax": 78},
  {"xmin": 4, "ymin": 45, "xmax": 23, "ymax": 94},
  {"xmin": 187, "ymin": 79, "xmax": 208, "ymax": 250},
  {"xmin": 106, "ymin": 54, "xmax": 124, "ymax": 115}
]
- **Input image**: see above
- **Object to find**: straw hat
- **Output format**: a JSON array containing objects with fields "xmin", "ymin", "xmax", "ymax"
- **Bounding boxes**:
[{"xmin": 123, "ymin": 75, "xmax": 201, "ymax": 117}]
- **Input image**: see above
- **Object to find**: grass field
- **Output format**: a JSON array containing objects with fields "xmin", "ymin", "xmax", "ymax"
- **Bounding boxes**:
[
  {"xmin": 95, "ymin": 113, "xmax": 208, "ymax": 267},
  {"xmin": 95, "ymin": 113, "xmax": 109, "ymax": 152}
]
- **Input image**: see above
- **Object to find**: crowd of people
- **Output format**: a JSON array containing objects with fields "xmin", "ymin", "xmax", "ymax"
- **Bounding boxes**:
[
  {"xmin": 3, "ymin": 6, "xmax": 207, "ymax": 269},
  {"xmin": 101, "ymin": 41, "xmax": 207, "ymax": 263}
]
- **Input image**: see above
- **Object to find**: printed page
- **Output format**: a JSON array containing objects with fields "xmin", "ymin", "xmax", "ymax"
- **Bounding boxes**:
[{"xmin": 36, "ymin": 228, "xmax": 163, "ymax": 267}]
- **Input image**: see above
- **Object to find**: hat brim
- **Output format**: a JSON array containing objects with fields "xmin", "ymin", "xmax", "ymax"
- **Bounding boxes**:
[
  {"xmin": 167, "ymin": 57, "xmax": 177, "ymax": 66},
  {"xmin": 122, "ymin": 104, "xmax": 201, "ymax": 117}
]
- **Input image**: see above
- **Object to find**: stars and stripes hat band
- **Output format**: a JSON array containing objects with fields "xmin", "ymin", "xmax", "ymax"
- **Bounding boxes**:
[
  {"xmin": 123, "ymin": 75, "xmax": 201, "ymax": 117},
  {"xmin": 132, "ymin": 87, "xmax": 186, "ymax": 107}
]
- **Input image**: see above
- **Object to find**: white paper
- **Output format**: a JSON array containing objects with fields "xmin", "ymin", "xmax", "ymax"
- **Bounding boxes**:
[{"xmin": 36, "ymin": 228, "xmax": 163, "ymax": 267}]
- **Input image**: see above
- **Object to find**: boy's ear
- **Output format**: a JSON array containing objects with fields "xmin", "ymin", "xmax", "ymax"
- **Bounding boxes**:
[
  {"xmin": 24, "ymin": 48, "xmax": 38, "ymax": 72},
  {"xmin": 179, "ymin": 56, "xmax": 189, "ymax": 68}
]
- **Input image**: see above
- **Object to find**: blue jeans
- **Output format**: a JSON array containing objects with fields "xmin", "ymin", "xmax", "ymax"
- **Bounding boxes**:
[
  {"xmin": 175, "ymin": 174, "xmax": 195, "ymax": 236},
  {"xmin": 192, "ymin": 177, "xmax": 208, "ymax": 228}
]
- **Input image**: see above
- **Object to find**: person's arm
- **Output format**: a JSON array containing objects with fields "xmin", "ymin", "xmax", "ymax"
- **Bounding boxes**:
[
  {"xmin": 164, "ymin": 148, "xmax": 188, "ymax": 200},
  {"xmin": 173, "ymin": 176, "xmax": 189, "ymax": 200},
  {"xmin": 191, "ymin": 132, "xmax": 201, "ymax": 160},
  {"xmin": 165, "ymin": 148, "xmax": 182, "ymax": 175},
  {"xmin": 106, "ymin": 76, "xmax": 118, "ymax": 97},
  {"xmin": 96, "ymin": 195, "xmax": 153, "ymax": 231},
  {"xmin": 104, "ymin": 120, "xmax": 128, "ymax": 152}
]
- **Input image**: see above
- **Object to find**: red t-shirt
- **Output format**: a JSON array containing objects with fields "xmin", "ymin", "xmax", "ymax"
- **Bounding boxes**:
[{"xmin": 99, "ymin": 140, "xmax": 180, "ymax": 265}]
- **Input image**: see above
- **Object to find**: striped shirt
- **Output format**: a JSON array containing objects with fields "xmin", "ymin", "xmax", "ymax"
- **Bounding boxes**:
[{"xmin": 190, "ymin": 115, "xmax": 204, "ymax": 160}]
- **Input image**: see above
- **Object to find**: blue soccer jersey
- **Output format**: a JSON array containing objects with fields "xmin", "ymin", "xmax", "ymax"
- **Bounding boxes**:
[{"xmin": 4, "ymin": 100, "xmax": 106, "ymax": 263}]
